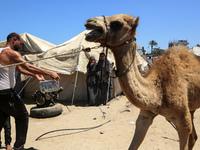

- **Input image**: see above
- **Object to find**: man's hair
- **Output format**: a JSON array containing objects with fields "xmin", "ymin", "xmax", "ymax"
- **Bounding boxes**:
[{"xmin": 7, "ymin": 32, "xmax": 20, "ymax": 42}]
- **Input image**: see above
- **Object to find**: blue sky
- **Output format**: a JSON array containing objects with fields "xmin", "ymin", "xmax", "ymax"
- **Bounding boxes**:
[{"xmin": 0, "ymin": 0, "xmax": 199, "ymax": 52}]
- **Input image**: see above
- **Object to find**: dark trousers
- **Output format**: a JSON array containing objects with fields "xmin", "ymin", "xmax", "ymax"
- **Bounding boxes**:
[
  {"xmin": 100, "ymin": 81, "xmax": 112, "ymax": 105},
  {"xmin": 0, "ymin": 115, "xmax": 11, "ymax": 146},
  {"xmin": 0, "ymin": 88, "xmax": 29, "ymax": 149}
]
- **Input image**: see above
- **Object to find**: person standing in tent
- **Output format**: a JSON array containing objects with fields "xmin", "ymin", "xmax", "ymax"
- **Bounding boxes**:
[
  {"xmin": 86, "ymin": 56, "xmax": 99, "ymax": 106},
  {"xmin": 96, "ymin": 52, "xmax": 112, "ymax": 105},
  {"xmin": 0, "ymin": 32, "xmax": 60, "ymax": 150}
]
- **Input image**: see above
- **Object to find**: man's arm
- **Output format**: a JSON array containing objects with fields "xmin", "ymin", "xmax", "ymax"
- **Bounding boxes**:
[
  {"xmin": 35, "ymin": 75, "xmax": 45, "ymax": 81},
  {"xmin": 16, "ymin": 65, "xmax": 45, "ymax": 81},
  {"xmin": 8, "ymin": 50, "xmax": 60, "ymax": 81},
  {"xmin": 16, "ymin": 65, "xmax": 36, "ymax": 76}
]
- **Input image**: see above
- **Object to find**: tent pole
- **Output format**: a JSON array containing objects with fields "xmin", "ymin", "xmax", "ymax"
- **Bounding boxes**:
[
  {"xmin": 71, "ymin": 35, "xmax": 85, "ymax": 105},
  {"xmin": 71, "ymin": 71, "xmax": 79, "ymax": 105}
]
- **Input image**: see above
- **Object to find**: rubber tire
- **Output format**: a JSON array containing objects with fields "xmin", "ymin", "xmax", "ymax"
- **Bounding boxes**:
[{"xmin": 30, "ymin": 104, "xmax": 63, "ymax": 118}]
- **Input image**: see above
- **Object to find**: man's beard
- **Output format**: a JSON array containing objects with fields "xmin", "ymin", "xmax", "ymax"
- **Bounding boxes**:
[{"xmin": 13, "ymin": 44, "xmax": 20, "ymax": 51}]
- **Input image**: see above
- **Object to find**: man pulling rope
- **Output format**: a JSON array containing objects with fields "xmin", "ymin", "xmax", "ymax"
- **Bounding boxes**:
[{"xmin": 0, "ymin": 32, "xmax": 61, "ymax": 150}]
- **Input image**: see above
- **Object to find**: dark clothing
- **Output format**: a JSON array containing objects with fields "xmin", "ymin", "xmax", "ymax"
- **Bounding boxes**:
[
  {"xmin": 0, "ymin": 115, "xmax": 11, "ymax": 147},
  {"xmin": 86, "ymin": 61, "xmax": 99, "ymax": 105},
  {"xmin": 96, "ymin": 58, "xmax": 111, "ymax": 79},
  {"xmin": 99, "ymin": 81, "xmax": 111, "ymax": 105},
  {"xmin": 96, "ymin": 59, "xmax": 112, "ymax": 105},
  {"xmin": 0, "ymin": 88, "xmax": 28, "ymax": 149}
]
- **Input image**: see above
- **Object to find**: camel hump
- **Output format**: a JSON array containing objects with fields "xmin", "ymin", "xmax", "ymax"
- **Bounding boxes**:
[{"xmin": 146, "ymin": 46, "xmax": 200, "ymax": 80}]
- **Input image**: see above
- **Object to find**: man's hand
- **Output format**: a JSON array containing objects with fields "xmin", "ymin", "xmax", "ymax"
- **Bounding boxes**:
[
  {"xmin": 49, "ymin": 72, "xmax": 61, "ymax": 82},
  {"xmin": 35, "ymin": 75, "xmax": 45, "ymax": 81}
]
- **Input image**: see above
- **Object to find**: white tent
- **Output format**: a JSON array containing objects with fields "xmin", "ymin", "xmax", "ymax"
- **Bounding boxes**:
[
  {"xmin": 0, "ymin": 33, "xmax": 56, "ymax": 52},
  {"xmin": 22, "ymin": 31, "xmax": 147, "ymax": 103}
]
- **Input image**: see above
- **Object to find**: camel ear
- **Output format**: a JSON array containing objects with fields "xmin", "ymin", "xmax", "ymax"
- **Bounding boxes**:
[
  {"xmin": 134, "ymin": 16, "xmax": 139, "ymax": 26},
  {"xmin": 132, "ymin": 16, "xmax": 139, "ymax": 29}
]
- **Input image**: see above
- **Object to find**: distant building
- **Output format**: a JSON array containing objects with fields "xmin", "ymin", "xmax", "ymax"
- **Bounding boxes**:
[
  {"xmin": 189, "ymin": 44, "xmax": 200, "ymax": 57},
  {"xmin": 137, "ymin": 47, "xmax": 146, "ymax": 55},
  {"xmin": 137, "ymin": 48, "xmax": 144, "ymax": 55},
  {"xmin": 136, "ymin": 47, "xmax": 154, "ymax": 68},
  {"xmin": 168, "ymin": 40, "xmax": 189, "ymax": 48}
]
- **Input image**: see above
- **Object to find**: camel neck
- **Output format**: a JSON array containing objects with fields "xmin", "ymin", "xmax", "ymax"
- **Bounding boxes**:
[{"xmin": 112, "ymin": 43, "xmax": 159, "ymax": 110}]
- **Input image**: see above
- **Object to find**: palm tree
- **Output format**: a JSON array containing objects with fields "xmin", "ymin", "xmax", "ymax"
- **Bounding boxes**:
[{"xmin": 149, "ymin": 40, "xmax": 158, "ymax": 53}]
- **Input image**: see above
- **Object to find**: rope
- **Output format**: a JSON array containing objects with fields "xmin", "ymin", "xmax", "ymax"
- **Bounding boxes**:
[
  {"xmin": 0, "ymin": 46, "xmax": 101, "ymax": 69},
  {"xmin": 35, "ymin": 120, "xmax": 111, "ymax": 141},
  {"xmin": 168, "ymin": 121, "xmax": 177, "ymax": 130},
  {"xmin": 18, "ymin": 76, "xmax": 32, "ymax": 95},
  {"xmin": 116, "ymin": 40, "xmax": 137, "ymax": 78}
]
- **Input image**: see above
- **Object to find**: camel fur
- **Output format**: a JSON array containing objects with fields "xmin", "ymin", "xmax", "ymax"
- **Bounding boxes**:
[{"xmin": 84, "ymin": 14, "xmax": 200, "ymax": 150}]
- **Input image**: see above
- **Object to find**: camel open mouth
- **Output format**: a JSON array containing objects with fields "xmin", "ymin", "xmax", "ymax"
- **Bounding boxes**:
[{"xmin": 85, "ymin": 23, "xmax": 103, "ymax": 41}]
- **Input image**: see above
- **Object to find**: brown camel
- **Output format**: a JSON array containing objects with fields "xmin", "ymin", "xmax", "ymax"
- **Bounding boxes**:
[{"xmin": 84, "ymin": 14, "xmax": 200, "ymax": 150}]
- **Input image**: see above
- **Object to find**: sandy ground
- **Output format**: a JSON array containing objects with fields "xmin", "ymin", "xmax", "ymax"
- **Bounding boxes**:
[{"xmin": 1, "ymin": 95, "xmax": 200, "ymax": 150}]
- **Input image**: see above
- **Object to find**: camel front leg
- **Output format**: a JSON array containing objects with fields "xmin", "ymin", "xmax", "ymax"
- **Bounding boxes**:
[{"xmin": 128, "ymin": 110, "xmax": 157, "ymax": 150}]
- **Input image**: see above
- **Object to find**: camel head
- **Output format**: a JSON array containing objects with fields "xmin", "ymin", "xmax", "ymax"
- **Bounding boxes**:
[{"xmin": 85, "ymin": 14, "xmax": 139, "ymax": 47}]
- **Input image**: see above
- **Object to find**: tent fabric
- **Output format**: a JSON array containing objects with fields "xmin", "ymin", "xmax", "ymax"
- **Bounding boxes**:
[
  {"xmin": 22, "ymin": 30, "xmax": 147, "ymax": 75},
  {"xmin": 23, "ymin": 31, "xmax": 113, "ymax": 75},
  {"xmin": 0, "ymin": 33, "xmax": 56, "ymax": 52},
  {"xmin": 22, "ymin": 31, "xmax": 147, "ymax": 101}
]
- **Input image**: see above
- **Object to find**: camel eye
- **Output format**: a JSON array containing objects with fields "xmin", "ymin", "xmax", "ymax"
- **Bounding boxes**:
[{"xmin": 110, "ymin": 21, "xmax": 123, "ymax": 31}]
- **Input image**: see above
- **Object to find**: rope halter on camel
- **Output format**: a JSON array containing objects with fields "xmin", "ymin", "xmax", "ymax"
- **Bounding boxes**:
[{"xmin": 101, "ymin": 15, "xmax": 137, "ymax": 79}]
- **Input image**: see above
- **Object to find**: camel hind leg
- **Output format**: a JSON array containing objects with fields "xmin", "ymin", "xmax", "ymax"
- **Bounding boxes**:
[
  {"xmin": 173, "ymin": 110, "xmax": 192, "ymax": 150},
  {"xmin": 128, "ymin": 110, "xmax": 157, "ymax": 150},
  {"xmin": 188, "ymin": 111, "xmax": 198, "ymax": 150}
]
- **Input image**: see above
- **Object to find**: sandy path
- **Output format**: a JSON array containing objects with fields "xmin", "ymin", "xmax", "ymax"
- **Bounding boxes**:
[{"xmin": 1, "ymin": 96, "xmax": 200, "ymax": 150}]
